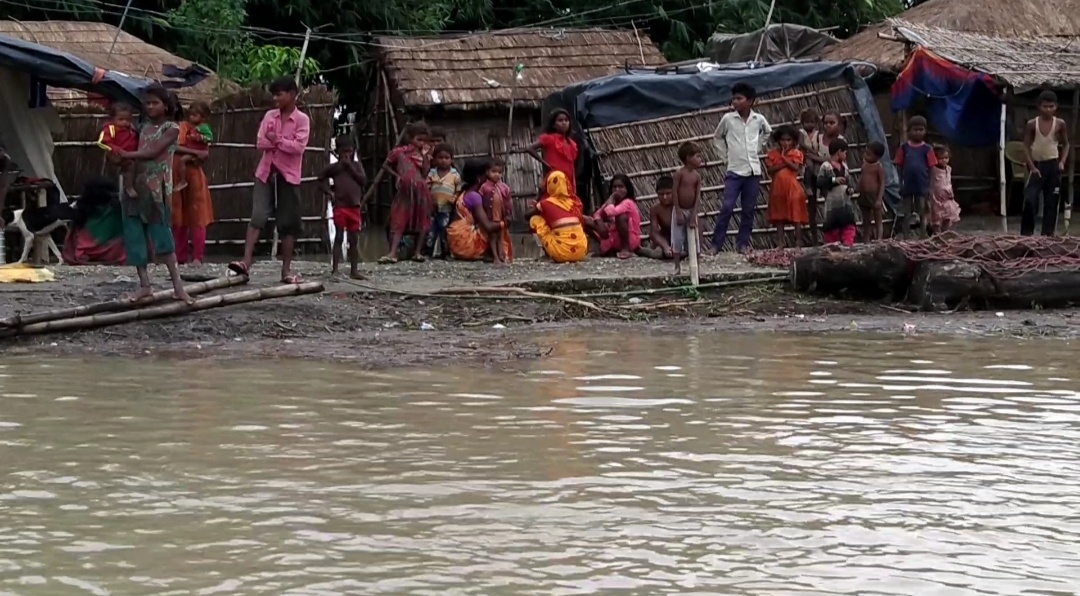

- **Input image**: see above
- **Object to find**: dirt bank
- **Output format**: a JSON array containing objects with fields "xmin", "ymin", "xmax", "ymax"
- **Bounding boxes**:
[{"xmin": 2, "ymin": 257, "xmax": 1079, "ymax": 368}]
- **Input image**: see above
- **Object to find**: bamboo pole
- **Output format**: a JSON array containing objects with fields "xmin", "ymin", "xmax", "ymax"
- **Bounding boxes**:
[
  {"xmin": 4, "ymin": 282, "xmax": 323, "ymax": 338},
  {"xmin": 998, "ymin": 101, "xmax": 1008, "ymax": 232},
  {"xmin": 1066, "ymin": 90, "xmax": 1078, "ymax": 235},
  {"xmin": 361, "ymin": 73, "xmax": 407, "ymax": 204},
  {"xmin": 0, "ymin": 275, "xmax": 248, "ymax": 329}
]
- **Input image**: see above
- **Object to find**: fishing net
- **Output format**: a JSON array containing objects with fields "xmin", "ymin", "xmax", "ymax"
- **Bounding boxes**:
[{"xmin": 748, "ymin": 232, "xmax": 1080, "ymax": 279}]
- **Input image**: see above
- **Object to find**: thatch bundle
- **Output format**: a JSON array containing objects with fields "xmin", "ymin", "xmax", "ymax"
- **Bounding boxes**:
[
  {"xmin": 587, "ymin": 79, "xmax": 887, "ymax": 251},
  {"xmin": 376, "ymin": 28, "xmax": 667, "ymax": 111},
  {"xmin": 823, "ymin": 0, "xmax": 1080, "ymax": 72}
]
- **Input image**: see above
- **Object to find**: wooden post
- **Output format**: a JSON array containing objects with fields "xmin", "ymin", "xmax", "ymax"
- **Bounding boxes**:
[
  {"xmin": 31, "ymin": 188, "xmax": 47, "ymax": 264},
  {"xmin": 1066, "ymin": 89, "xmax": 1078, "ymax": 235},
  {"xmin": 998, "ymin": 101, "xmax": 1008, "ymax": 233},
  {"xmin": 687, "ymin": 232, "xmax": 700, "ymax": 287}
]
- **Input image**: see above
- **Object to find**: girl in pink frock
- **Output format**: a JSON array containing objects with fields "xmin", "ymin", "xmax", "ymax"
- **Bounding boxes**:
[{"xmin": 929, "ymin": 145, "xmax": 961, "ymax": 234}]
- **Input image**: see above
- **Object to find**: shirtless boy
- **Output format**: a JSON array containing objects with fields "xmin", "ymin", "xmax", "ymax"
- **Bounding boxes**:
[
  {"xmin": 858, "ymin": 141, "xmax": 886, "ymax": 242},
  {"xmin": 672, "ymin": 142, "xmax": 703, "ymax": 273},
  {"xmin": 647, "ymin": 175, "xmax": 676, "ymax": 259}
]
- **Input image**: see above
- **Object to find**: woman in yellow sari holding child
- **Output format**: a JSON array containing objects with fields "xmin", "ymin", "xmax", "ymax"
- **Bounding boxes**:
[{"xmin": 528, "ymin": 171, "xmax": 588, "ymax": 263}]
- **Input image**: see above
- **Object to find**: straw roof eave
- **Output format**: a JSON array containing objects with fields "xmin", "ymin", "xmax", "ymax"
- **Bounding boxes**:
[
  {"xmin": 0, "ymin": 20, "xmax": 235, "ymax": 108},
  {"xmin": 823, "ymin": 0, "xmax": 1080, "ymax": 72},
  {"xmin": 377, "ymin": 27, "xmax": 667, "ymax": 111},
  {"xmin": 892, "ymin": 21, "xmax": 1080, "ymax": 91}
]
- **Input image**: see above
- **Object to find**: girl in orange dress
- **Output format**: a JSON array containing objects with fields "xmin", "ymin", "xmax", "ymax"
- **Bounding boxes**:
[
  {"xmin": 170, "ymin": 101, "xmax": 214, "ymax": 264},
  {"xmin": 765, "ymin": 125, "xmax": 809, "ymax": 248}
]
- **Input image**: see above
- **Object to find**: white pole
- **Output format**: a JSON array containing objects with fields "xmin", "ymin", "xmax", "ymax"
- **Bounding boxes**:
[
  {"xmin": 295, "ymin": 27, "xmax": 312, "ymax": 87},
  {"xmin": 998, "ymin": 101, "xmax": 1008, "ymax": 233},
  {"xmin": 687, "ymin": 232, "xmax": 700, "ymax": 287}
]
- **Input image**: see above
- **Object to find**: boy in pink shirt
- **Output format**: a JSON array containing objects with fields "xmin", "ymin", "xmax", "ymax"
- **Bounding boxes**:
[
  {"xmin": 229, "ymin": 77, "xmax": 310, "ymax": 283},
  {"xmin": 594, "ymin": 174, "xmax": 643, "ymax": 258}
]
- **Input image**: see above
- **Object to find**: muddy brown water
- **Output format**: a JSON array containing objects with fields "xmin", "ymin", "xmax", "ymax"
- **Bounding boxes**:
[{"xmin": 1, "ymin": 333, "xmax": 1079, "ymax": 595}]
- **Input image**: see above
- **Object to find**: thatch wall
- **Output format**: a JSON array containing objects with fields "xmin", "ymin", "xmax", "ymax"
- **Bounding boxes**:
[
  {"xmin": 53, "ymin": 87, "xmax": 337, "ymax": 256},
  {"xmin": 0, "ymin": 20, "xmax": 232, "ymax": 106},
  {"xmin": 587, "ymin": 79, "xmax": 893, "ymax": 250}
]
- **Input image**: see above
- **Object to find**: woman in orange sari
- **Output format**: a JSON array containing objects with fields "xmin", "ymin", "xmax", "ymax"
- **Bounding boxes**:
[
  {"xmin": 528, "ymin": 171, "xmax": 588, "ymax": 263},
  {"xmin": 447, "ymin": 158, "xmax": 508, "ymax": 262},
  {"xmin": 171, "ymin": 102, "xmax": 213, "ymax": 264}
]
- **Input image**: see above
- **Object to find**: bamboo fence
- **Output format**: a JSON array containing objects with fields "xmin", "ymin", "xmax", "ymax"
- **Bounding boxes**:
[
  {"xmin": 51, "ymin": 86, "xmax": 337, "ymax": 256},
  {"xmin": 586, "ymin": 79, "xmax": 893, "ymax": 251}
]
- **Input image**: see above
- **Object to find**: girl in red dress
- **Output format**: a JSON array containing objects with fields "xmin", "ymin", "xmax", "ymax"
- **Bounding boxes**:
[{"xmin": 523, "ymin": 109, "xmax": 581, "ymax": 215}]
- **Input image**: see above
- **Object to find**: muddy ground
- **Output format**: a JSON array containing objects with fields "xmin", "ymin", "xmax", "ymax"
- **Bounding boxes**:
[{"xmin": 2, "ymin": 254, "xmax": 1079, "ymax": 369}]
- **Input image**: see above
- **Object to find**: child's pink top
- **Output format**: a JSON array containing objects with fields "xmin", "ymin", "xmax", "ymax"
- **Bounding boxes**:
[{"xmin": 255, "ymin": 108, "xmax": 309, "ymax": 185}]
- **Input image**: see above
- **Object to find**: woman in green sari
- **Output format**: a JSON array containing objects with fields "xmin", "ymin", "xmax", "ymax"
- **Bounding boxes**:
[{"xmin": 112, "ymin": 85, "xmax": 193, "ymax": 304}]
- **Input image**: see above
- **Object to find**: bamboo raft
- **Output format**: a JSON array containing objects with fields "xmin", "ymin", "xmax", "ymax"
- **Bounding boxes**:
[{"xmin": 0, "ymin": 275, "xmax": 324, "ymax": 338}]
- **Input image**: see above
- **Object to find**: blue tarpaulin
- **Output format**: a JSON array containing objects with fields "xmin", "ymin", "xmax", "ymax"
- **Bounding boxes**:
[
  {"xmin": 891, "ymin": 48, "xmax": 1001, "ymax": 147},
  {"xmin": 0, "ymin": 33, "xmax": 158, "ymax": 106},
  {"xmin": 545, "ymin": 60, "xmax": 900, "ymax": 206}
]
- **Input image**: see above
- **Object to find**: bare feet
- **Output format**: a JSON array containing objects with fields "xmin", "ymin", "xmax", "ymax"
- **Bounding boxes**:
[
  {"xmin": 349, "ymin": 271, "xmax": 367, "ymax": 280},
  {"xmin": 126, "ymin": 285, "xmax": 153, "ymax": 303},
  {"xmin": 173, "ymin": 290, "xmax": 196, "ymax": 305},
  {"xmin": 616, "ymin": 250, "xmax": 632, "ymax": 260}
]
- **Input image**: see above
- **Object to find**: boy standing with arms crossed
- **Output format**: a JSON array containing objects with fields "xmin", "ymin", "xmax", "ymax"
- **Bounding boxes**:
[
  {"xmin": 712, "ymin": 82, "xmax": 771, "ymax": 253},
  {"xmin": 229, "ymin": 77, "xmax": 310, "ymax": 283}
]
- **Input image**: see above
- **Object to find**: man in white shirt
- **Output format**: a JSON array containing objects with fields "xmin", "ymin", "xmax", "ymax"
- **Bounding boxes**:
[{"xmin": 711, "ymin": 82, "xmax": 771, "ymax": 253}]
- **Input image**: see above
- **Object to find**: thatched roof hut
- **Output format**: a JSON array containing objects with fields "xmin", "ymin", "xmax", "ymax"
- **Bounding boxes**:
[
  {"xmin": 364, "ymin": 28, "xmax": 667, "ymax": 227},
  {"xmin": 823, "ymin": 0, "xmax": 1080, "ymax": 72},
  {"xmin": 890, "ymin": 21, "xmax": 1080, "ymax": 90},
  {"xmin": 0, "ymin": 20, "xmax": 225, "ymax": 107},
  {"xmin": 376, "ymin": 28, "xmax": 667, "ymax": 111}
]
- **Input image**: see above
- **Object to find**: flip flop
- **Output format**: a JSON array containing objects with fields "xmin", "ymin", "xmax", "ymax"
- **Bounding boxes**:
[
  {"xmin": 281, "ymin": 275, "xmax": 303, "ymax": 284},
  {"xmin": 412, "ymin": 255, "xmax": 426, "ymax": 263},
  {"xmin": 227, "ymin": 261, "xmax": 250, "ymax": 276},
  {"xmin": 377, "ymin": 256, "xmax": 398, "ymax": 264}
]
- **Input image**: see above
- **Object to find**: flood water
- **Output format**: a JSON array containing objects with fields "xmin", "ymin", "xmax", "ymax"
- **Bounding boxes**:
[{"xmin": 2, "ymin": 334, "xmax": 1079, "ymax": 595}]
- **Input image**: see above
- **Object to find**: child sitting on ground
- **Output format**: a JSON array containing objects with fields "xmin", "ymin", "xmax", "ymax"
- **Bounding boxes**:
[
  {"xmin": 646, "ymin": 175, "xmax": 676, "ymax": 259},
  {"xmin": 765, "ymin": 125, "xmax": 808, "ymax": 248},
  {"xmin": 318, "ymin": 135, "xmax": 368, "ymax": 279},
  {"xmin": 175, "ymin": 101, "xmax": 214, "ymax": 193},
  {"xmin": 97, "ymin": 102, "xmax": 139, "ymax": 198},
  {"xmin": 426, "ymin": 143, "xmax": 460, "ymax": 258},
  {"xmin": 929, "ymin": 144, "xmax": 960, "ymax": 235},
  {"xmin": 594, "ymin": 174, "xmax": 642, "ymax": 259},
  {"xmin": 817, "ymin": 138, "xmax": 857, "ymax": 246},
  {"xmin": 672, "ymin": 141, "xmax": 703, "ymax": 273}
]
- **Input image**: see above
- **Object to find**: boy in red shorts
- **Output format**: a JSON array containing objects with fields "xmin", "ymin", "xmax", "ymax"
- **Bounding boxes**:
[
  {"xmin": 96, "ymin": 102, "xmax": 139, "ymax": 199},
  {"xmin": 319, "ymin": 135, "xmax": 368, "ymax": 279}
]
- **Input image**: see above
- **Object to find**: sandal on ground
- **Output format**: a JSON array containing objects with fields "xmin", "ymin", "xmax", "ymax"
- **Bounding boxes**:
[
  {"xmin": 227, "ymin": 261, "xmax": 250, "ymax": 276},
  {"xmin": 377, "ymin": 256, "xmax": 398, "ymax": 264},
  {"xmin": 281, "ymin": 275, "xmax": 303, "ymax": 284},
  {"xmin": 411, "ymin": 255, "xmax": 426, "ymax": 263}
]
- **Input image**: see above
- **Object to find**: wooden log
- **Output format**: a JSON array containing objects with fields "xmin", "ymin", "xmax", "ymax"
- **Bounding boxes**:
[
  {"xmin": 908, "ymin": 261, "xmax": 991, "ymax": 312},
  {"xmin": 0, "ymin": 275, "xmax": 249, "ymax": 329},
  {"xmin": 789, "ymin": 243, "xmax": 911, "ymax": 300},
  {"xmin": 3, "ymin": 282, "xmax": 323, "ymax": 338},
  {"xmin": 992, "ymin": 269, "xmax": 1080, "ymax": 309}
]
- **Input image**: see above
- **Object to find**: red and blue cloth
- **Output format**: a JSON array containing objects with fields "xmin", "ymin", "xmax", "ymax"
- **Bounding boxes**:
[{"xmin": 891, "ymin": 48, "xmax": 1002, "ymax": 147}]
